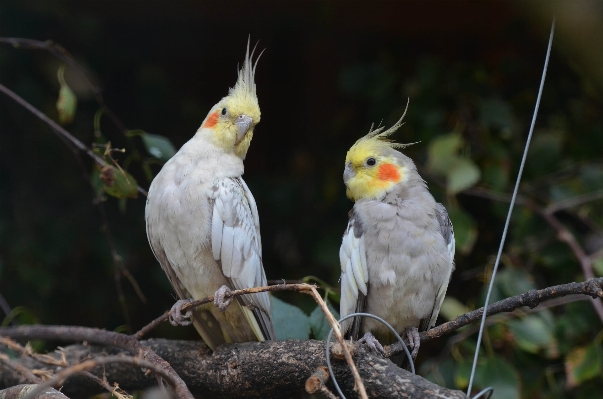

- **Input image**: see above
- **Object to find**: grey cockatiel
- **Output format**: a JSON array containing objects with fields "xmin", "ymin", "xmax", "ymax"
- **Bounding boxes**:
[
  {"xmin": 145, "ymin": 43, "xmax": 275, "ymax": 350},
  {"xmin": 339, "ymin": 110, "xmax": 455, "ymax": 360}
]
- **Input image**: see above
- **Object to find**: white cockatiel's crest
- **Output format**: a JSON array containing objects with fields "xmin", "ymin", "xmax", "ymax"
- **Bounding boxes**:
[{"xmin": 229, "ymin": 41, "xmax": 261, "ymax": 106}]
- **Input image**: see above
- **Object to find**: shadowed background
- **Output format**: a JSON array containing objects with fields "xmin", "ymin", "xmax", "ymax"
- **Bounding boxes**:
[{"xmin": 1, "ymin": 1, "xmax": 603, "ymax": 397}]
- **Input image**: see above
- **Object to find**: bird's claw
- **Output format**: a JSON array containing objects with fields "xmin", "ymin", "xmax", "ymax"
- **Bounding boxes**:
[
  {"xmin": 214, "ymin": 285, "xmax": 234, "ymax": 312},
  {"xmin": 405, "ymin": 326, "xmax": 421, "ymax": 359},
  {"xmin": 359, "ymin": 332, "xmax": 386, "ymax": 356},
  {"xmin": 169, "ymin": 298, "xmax": 193, "ymax": 326}
]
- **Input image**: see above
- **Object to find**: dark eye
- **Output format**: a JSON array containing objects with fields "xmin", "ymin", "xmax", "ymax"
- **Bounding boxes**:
[
  {"xmin": 366, "ymin": 157, "xmax": 376, "ymax": 166},
  {"xmin": 221, "ymin": 107, "xmax": 228, "ymax": 116}
]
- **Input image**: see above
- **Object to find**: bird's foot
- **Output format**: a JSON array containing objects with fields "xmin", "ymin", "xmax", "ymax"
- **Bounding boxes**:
[
  {"xmin": 213, "ymin": 285, "xmax": 234, "ymax": 312},
  {"xmin": 169, "ymin": 298, "xmax": 193, "ymax": 326},
  {"xmin": 405, "ymin": 326, "xmax": 421, "ymax": 359},
  {"xmin": 358, "ymin": 332, "xmax": 386, "ymax": 356}
]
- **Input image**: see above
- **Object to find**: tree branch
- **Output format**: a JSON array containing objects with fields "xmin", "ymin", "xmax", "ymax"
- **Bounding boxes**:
[
  {"xmin": 0, "ymin": 339, "xmax": 466, "ymax": 399},
  {"xmin": 387, "ymin": 277, "xmax": 603, "ymax": 356}
]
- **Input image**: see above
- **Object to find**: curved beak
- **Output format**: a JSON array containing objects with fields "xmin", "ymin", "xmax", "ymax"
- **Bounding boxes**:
[
  {"xmin": 235, "ymin": 114, "xmax": 253, "ymax": 143},
  {"xmin": 343, "ymin": 162, "xmax": 356, "ymax": 184}
]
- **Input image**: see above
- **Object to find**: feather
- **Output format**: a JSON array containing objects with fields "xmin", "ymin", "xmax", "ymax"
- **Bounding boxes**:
[{"xmin": 211, "ymin": 204, "xmax": 223, "ymax": 261}]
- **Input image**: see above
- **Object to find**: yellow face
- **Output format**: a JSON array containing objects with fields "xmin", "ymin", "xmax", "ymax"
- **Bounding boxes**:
[
  {"xmin": 344, "ymin": 141, "xmax": 406, "ymax": 201},
  {"xmin": 202, "ymin": 95, "xmax": 261, "ymax": 158}
]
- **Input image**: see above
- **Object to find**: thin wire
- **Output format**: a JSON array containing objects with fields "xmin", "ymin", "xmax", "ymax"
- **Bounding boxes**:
[
  {"xmin": 471, "ymin": 387, "xmax": 494, "ymax": 399},
  {"xmin": 466, "ymin": 19, "xmax": 555, "ymax": 395},
  {"xmin": 325, "ymin": 312, "xmax": 415, "ymax": 399}
]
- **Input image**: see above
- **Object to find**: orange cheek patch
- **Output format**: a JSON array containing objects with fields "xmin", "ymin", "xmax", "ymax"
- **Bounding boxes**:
[
  {"xmin": 377, "ymin": 163, "xmax": 401, "ymax": 182},
  {"xmin": 202, "ymin": 111, "xmax": 219, "ymax": 129}
]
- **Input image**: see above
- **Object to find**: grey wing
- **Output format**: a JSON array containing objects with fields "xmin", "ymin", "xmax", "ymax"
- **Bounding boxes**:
[
  {"xmin": 339, "ymin": 210, "xmax": 369, "ymax": 337},
  {"xmin": 420, "ymin": 203, "xmax": 455, "ymax": 331},
  {"xmin": 209, "ymin": 177, "xmax": 275, "ymax": 340}
]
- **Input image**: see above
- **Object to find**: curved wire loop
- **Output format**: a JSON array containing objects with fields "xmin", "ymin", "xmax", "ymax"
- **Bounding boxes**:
[
  {"xmin": 325, "ymin": 312, "xmax": 415, "ymax": 399},
  {"xmin": 471, "ymin": 387, "xmax": 494, "ymax": 399}
]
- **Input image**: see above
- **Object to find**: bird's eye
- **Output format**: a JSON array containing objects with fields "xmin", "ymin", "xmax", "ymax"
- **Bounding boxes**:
[
  {"xmin": 366, "ymin": 157, "xmax": 377, "ymax": 166},
  {"xmin": 221, "ymin": 107, "xmax": 228, "ymax": 116}
]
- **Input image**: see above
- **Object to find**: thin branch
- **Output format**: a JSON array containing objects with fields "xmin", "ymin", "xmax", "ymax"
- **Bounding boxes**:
[
  {"xmin": 545, "ymin": 189, "xmax": 603, "ymax": 214},
  {"xmin": 22, "ymin": 356, "xmax": 174, "ymax": 399},
  {"xmin": 0, "ymin": 354, "xmax": 41, "ymax": 384},
  {"xmin": 0, "ymin": 326, "xmax": 193, "ymax": 399},
  {"xmin": 0, "ymin": 83, "xmax": 147, "ymax": 196},
  {"xmin": 387, "ymin": 277, "xmax": 603, "ymax": 356}
]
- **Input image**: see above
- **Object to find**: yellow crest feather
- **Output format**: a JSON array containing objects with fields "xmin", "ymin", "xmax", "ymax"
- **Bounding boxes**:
[{"xmin": 229, "ymin": 39, "xmax": 263, "ymax": 105}]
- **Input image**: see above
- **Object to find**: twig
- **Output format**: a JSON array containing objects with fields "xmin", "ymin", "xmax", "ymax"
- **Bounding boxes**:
[
  {"xmin": 0, "ymin": 354, "xmax": 41, "ymax": 384},
  {"xmin": 77, "ymin": 371, "xmax": 133, "ymax": 399},
  {"xmin": 387, "ymin": 277, "xmax": 603, "ymax": 356},
  {"xmin": 305, "ymin": 367, "xmax": 340, "ymax": 399},
  {"xmin": 0, "ymin": 83, "xmax": 147, "ymax": 196},
  {"xmin": 545, "ymin": 189, "xmax": 603, "ymax": 214},
  {"xmin": 0, "ymin": 326, "xmax": 193, "ymax": 399},
  {"xmin": 22, "ymin": 356, "xmax": 175, "ymax": 399}
]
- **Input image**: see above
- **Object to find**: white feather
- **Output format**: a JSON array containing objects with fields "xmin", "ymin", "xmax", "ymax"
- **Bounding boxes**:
[
  {"xmin": 358, "ymin": 236, "xmax": 368, "ymax": 282},
  {"xmin": 211, "ymin": 205, "xmax": 223, "ymax": 261},
  {"xmin": 221, "ymin": 225, "xmax": 235, "ymax": 277},
  {"xmin": 351, "ymin": 247, "xmax": 367, "ymax": 295},
  {"xmin": 345, "ymin": 260, "xmax": 359, "ymax": 300}
]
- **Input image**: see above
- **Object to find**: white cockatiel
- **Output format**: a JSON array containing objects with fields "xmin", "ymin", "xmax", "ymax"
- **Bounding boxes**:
[
  {"xmin": 145, "ymin": 43, "xmax": 275, "ymax": 350},
  {"xmin": 339, "ymin": 110, "xmax": 455, "ymax": 360}
]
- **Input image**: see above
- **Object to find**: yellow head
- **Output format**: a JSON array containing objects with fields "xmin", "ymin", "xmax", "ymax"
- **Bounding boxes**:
[
  {"xmin": 344, "ymin": 106, "xmax": 417, "ymax": 201},
  {"xmin": 200, "ymin": 41, "xmax": 262, "ymax": 159}
]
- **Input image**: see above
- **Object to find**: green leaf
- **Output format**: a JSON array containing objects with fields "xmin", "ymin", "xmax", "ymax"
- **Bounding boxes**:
[
  {"xmin": 309, "ymin": 300, "xmax": 340, "ymax": 340},
  {"xmin": 270, "ymin": 296, "xmax": 310, "ymax": 340},
  {"xmin": 482, "ymin": 162, "xmax": 508, "ymax": 191},
  {"xmin": 446, "ymin": 157, "xmax": 481, "ymax": 194},
  {"xmin": 474, "ymin": 357, "xmax": 520, "ymax": 399},
  {"xmin": 427, "ymin": 133, "xmax": 463, "ymax": 174},
  {"xmin": 439, "ymin": 296, "xmax": 469, "ymax": 321},
  {"xmin": 566, "ymin": 343, "xmax": 603, "ymax": 387},
  {"xmin": 447, "ymin": 206, "xmax": 477, "ymax": 255},
  {"xmin": 508, "ymin": 315, "xmax": 556, "ymax": 354},
  {"xmin": 93, "ymin": 166, "xmax": 138, "ymax": 199},
  {"xmin": 141, "ymin": 132, "xmax": 176, "ymax": 162},
  {"xmin": 56, "ymin": 65, "xmax": 77, "ymax": 125},
  {"xmin": 496, "ymin": 268, "xmax": 536, "ymax": 297},
  {"xmin": 479, "ymin": 97, "xmax": 514, "ymax": 131},
  {"xmin": 593, "ymin": 259, "xmax": 603, "ymax": 277}
]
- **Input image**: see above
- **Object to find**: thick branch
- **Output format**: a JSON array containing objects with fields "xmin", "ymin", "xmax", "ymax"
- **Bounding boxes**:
[
  {"xmin": 0, "ymin": 385, "xmax": 69, "ymax": 399},
  {"xmin": 388, "ymin": 277, "xmax": 603, "ymax": 356},
  {"xmin": 0, "ymin": 339, "xmax": 466, "ymax": 399}
]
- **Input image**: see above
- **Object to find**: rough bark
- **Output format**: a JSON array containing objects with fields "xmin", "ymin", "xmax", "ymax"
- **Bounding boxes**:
[
  {"xmin": 0, "ymin": 339, "xmax": 467, "ymax": 399},
  {"xmin": 0, "ymin": 385, "xmax": 69, "ymax": 399}
]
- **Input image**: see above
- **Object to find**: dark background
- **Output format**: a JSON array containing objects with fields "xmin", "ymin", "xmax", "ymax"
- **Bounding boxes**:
[{"xmin": 1, "ymin": 1, "xmax": 603, "ymax": 397}]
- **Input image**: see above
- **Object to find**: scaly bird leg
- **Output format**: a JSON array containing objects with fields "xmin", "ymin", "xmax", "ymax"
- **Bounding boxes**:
[
  {"xmin": 405, "ymin": 326, "xmax": 421, "ymax": 359},
  {"xmin": 169, "ymin": 298, "xmax": 193, "ymax": 326},
  {"xmin": 213, "ymin": 285, "xmax": 234, "ymax": 312},
  {"xmin": 358, "ymin": 332, "xmax": 386, "ymax": 356}
]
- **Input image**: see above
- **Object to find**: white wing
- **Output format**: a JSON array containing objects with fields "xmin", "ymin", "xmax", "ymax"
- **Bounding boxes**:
[
  {"xmin": 208, "ymin": 177, "xmax": 275, "ymax": 340},
  {"xmin": 339, "ymin": 212, "xmax": 369, "ymax": 335},
  {"xmin": 423, "ymin": 203, "xmax": 455, "ymax": 330}
]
